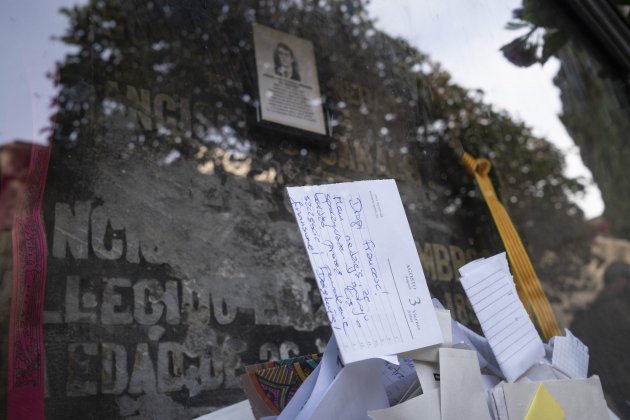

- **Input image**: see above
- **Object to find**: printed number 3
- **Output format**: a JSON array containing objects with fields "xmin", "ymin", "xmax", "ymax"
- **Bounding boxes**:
[{"xmin": 409, "ymin": 297, "xmax": 421, "ymax": 306}]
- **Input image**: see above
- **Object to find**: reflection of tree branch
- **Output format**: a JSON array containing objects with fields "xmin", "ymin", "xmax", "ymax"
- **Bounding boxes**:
[
  {"xmin": 500, "ymin": 27, "xmax": 539, "ymax": 67},
  {"xmin": 501, "ymin": 1, "xmax": 569, "ymax": 67}
]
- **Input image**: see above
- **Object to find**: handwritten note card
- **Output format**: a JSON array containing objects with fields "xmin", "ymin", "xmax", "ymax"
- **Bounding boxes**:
[
  {"xmin": 459, "ymin": 253, "xmax": 544, "ymax": 382},
  {"xmin": 288, "ymin": 180, "xmax": 442, "ymax": 364}
]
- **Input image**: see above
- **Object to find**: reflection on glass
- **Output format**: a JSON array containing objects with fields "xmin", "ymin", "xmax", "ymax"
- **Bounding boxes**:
[{"xmin": 1, "ymin": 0, "xmax": 629, "ymax": 418}]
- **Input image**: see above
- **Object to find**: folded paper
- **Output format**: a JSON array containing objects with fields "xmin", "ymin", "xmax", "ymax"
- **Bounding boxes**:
[
  {"xmin": 383, "ymin": 358, "xmax": 419, "ymax": 405},
  {"xmin": 308, "ymin": 358, "xmax": 389, "ymax": 420},
  {"xmin": 290, "ymin": 337, "xmax": 343, "ymax": 420}
]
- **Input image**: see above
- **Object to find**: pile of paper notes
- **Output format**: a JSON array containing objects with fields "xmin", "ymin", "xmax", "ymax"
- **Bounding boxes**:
[{"xmin": 195, "ymin": 180, "xmax": 618, "ymax": 420}]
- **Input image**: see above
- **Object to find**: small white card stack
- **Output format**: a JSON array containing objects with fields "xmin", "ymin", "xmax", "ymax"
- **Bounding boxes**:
[{"xmin": 459, "ymin": 253, "xmax": 544, "ymax": 382}]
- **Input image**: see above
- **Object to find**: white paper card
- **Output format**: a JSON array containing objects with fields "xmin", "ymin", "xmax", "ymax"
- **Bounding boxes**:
[
  {"xmin": 459, "ymin": 253, "xmax": 544, "ymax": 382},
  {"xmin": 439, "ymin": 348, "xmax": 491, "ymax": 420},
  {"xmin": 368, "ymin": 389, "xmax": 441, "ymax": 420},
  {"xmin": 491, "ymin": 376, "xmax": 609, "ymax": 420},
  {"xmin": 552, "ymin": 328, "xmax": 589, "ymax": 379},
  {"xmin": 288, "ymin": 180, "xmax": 442, "ymax": 364},
  {"xmin": 413, "ymin": 361, "xmax": 439, "ymax": 392},
  {"xmin": 309, "ymin": 358, "xmax": 389, "ymax": 420},
  {"xmin": 480, "ymin": 374, "xmax": 501, "ymax": 415}
]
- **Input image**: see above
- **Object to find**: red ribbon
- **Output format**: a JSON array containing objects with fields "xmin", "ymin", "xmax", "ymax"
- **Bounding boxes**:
[{"xmin": 7, "ymin": 144, "xmax": 51, "ymax": 420}]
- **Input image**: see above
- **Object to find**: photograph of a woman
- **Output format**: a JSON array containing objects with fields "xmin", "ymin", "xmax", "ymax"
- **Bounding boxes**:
[{"xmin": 273, "ymin": 42, "xmax": 301, "ymax": 81}]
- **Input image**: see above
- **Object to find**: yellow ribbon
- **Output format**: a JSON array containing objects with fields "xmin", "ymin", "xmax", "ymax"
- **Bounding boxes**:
[{"xmin": 461, "ymin": 152, "xmax": 561, "ymax": 340}]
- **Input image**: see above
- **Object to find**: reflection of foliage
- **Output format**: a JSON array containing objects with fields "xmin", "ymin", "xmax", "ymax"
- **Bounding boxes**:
[
  {"xmin": 53, "ymin": 0, "xmax": 590, "ymax": 309},
  {"xmin": 500, "ymin": 0, "xmax": 568, "ymax": 67},
  {"xmin": 502, "ymin": 0, "xmax": 630, "ymax": 240},
  {"xmin": 555, "ymin": 44, "xmax": 630, "ymax": 240}
]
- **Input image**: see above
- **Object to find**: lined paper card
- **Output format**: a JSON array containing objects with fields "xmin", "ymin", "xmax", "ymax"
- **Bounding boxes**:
[
  {"xmin": 288, "ymin": 180, "xmax": 442, "ymax": 364},
  {"xmin": 459, "ymin": 253, "xmax": 544, "ymax": 382}
]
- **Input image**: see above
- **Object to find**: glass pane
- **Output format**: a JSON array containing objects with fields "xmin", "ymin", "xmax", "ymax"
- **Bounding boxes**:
[{"xmin": 1, "ymin": 0, "xmax": 629, "ymax": 418}]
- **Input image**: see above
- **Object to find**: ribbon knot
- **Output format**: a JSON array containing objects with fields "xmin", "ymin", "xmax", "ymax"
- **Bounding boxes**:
[{"xmin": 462, "ymin": 152, "xmax": 491, "ymax": 176}]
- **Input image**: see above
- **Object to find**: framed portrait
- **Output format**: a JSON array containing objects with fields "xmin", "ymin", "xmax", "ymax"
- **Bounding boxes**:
[{"xmin": 252, "ymin": 23, "xmax": 327, "ymax": 136}]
